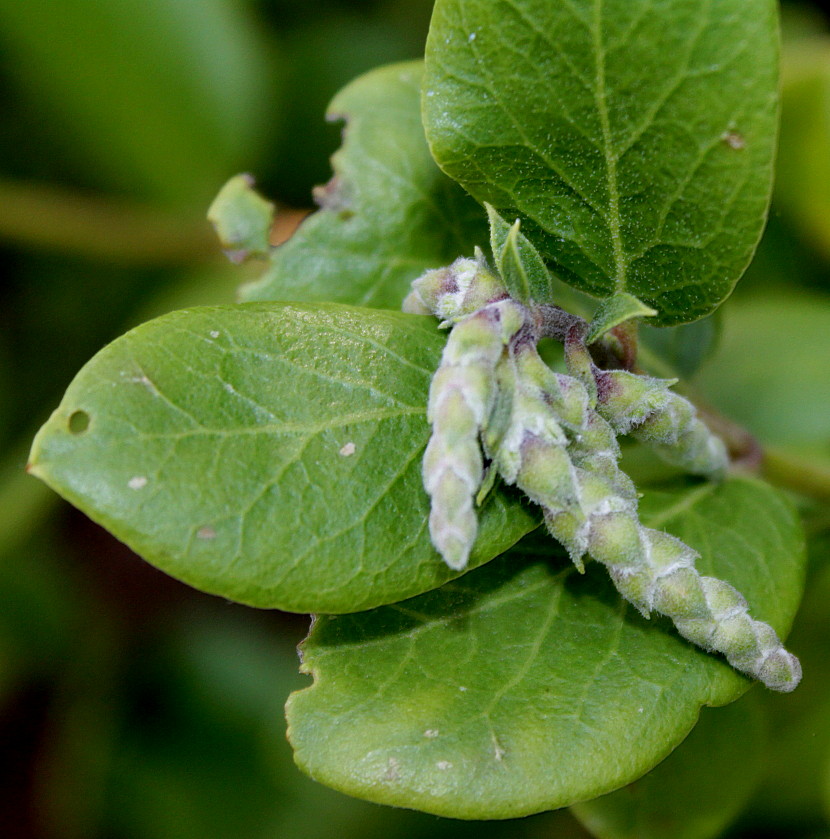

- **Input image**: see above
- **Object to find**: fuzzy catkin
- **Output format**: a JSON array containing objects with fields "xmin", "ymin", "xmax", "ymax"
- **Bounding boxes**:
[
  {"xmin": 406, "ymin": 263, "xmax": 800, "ymax": 691},
  {"xmin": 587, "ymin": 510, "xmax": 801, "ymax": 691},
  {"xmin": 423, "ymin": 301, "xmax": 526, "ymax": 570},
  {"xmin": 594, "ymin": 370, "xmax": 728, "ymax": 477},
  {"xmin": 499, "ymin": 347, "xmax": 800, "ymax": 691}
]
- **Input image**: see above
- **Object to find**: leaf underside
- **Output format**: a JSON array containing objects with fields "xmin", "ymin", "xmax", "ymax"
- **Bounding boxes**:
[
  {"xmin": 241, "ymin": 61, "xmax": 487, "ymax": 309},
  {"xmin": 287, "ymin": 477, "xmax": 804, "ymax": 819},
  {"xmin": 423, "ymin": 0, "xmax": 779, "ymax": 324},
  {"xmin": 28, "ymin": 303, "xmax": 537, "ymax": 613}
]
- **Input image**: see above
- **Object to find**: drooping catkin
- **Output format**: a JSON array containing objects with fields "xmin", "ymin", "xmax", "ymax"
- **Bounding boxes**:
[
  {"xmin": 500, "ymin": 346, "xmax": 799, "ymax": 691},
  {"xmin": 629, "ymin": 390, "xmax": 728, "ymax": 476},
  {"xmin": 587, "ymin": 512, "xmax": 801, "ymax": 691},
  {"xmin": 423, "ymin": 301, "xmax": 526, "ymax": 570},
  {"xmin": 406, "ymin": 262, "xmax": 800, "ymax": 691}
]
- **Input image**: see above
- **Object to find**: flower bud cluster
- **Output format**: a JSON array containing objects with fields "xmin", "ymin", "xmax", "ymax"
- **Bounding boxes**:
[{"xmin": 408, "ymin": 262, "xmax": 800, "ymax": 691}]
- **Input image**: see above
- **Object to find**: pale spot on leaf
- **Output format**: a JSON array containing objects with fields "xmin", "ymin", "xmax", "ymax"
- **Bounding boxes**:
[
  {"xmin": 383, "ymin": 757, "xmax": 400, "ymax": 781},
  {"xmin": 721, "ymin": 130, "xmax": 745, "ymax": 150}
]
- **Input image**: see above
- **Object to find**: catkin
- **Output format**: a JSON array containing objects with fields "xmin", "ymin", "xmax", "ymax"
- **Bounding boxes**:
[
  {"xmin": 502, "ymin": 345, "xmax": 799, "ymax": 691},
  {"xmin": 423, "ymin": 301, "xmax": 526, "ymax": 570},
  {"xmin": 406, "ymin": 263, "xmax": 800, "ymax": 691},
  {"xmin": 594, "ymin": 369, "xmax": 728, "ymax": 477},
  {"xmin": 587, "ymin": 511, "xmax": 801, "ymax": 691}
]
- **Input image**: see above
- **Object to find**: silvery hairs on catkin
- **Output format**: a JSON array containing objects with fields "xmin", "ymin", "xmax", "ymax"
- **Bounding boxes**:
[{"xmin": 403, "ymin": 253, "xmax": 801, "ymax": 692}]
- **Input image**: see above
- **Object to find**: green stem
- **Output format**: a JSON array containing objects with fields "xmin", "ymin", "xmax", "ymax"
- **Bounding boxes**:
[
  {"xmin": 761, "ymin": 447, "xmax": 830, "ymax": 504},
  {"xmin": 0, "ymin": 179, "xmax": 217, "ymax": 265}
]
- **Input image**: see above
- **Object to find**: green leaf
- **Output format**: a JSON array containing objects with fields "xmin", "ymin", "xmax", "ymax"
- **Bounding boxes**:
[
  {"xmin": 423, "ymin": 0, "xmax": 779, "ymax": 325},
  {"xmin": 572, "ymin": 695, "xmax": 765, "ymax": 839},
  {"xmin": 486, "ymin": 203, "xmax": 553, "ymax": 303},
  {"xmin": 242, "ymin": 62, "xmax": 487, "ymax": 309},
  {"xmin": 746, "ymin": 541, "xmax": 830, "ymax": 828},
  {"xmin": 207, "ymin": 174, "xmax": 274, "ymax": 263},
  {"xmin": 638, "ymin": 314, "xmax": 721, "ymax": 380},
  {"xmin": 586, "ymin": 293, "xmax": 657, "ymax": 344},
  {"xmin": 286, "ymin": 477, "xmax": 804, "ymax": 819},
  {"xmin": 28, "ymin": 303, "xmax": 537, "ymax": 613}
]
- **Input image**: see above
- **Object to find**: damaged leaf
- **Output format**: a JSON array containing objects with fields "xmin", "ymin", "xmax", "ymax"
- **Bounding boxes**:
[
  {"xmin": 28, "ymin": 303, "xmax": 537, "ymax": 613},
  {"xmin": 242, "ymin": 61, "xmax": 487, "ymax": 309}
]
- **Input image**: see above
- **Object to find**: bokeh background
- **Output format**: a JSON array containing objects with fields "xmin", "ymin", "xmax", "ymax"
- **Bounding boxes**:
[{"xmin": 1, "ymin": 2, "xmax": 829, "ymax": 837}]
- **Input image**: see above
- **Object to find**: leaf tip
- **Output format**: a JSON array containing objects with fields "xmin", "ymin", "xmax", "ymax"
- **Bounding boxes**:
[
  {"xmin": 207, "ymin": 173, "xmax": 275, "ymax": 264},
  {"xmin": 586, "ymin": 293, "xmax": 658, "ymax": 344}
]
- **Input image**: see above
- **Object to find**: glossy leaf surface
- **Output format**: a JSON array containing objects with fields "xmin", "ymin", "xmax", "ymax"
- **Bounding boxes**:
[
  {"xmin": 573, "ymin": 695, "xmax": 764, "ymax": 839},
  {"xmin": 28, "ymin": 303, "xmax": 537, "ymax": 613},
  {"xmin": 287, "ymin": 477, "xmax": 804, "ymax": 819},
  {"xmin": 423, "ymin": 0, "xmax": 779, "ymax": 324}
]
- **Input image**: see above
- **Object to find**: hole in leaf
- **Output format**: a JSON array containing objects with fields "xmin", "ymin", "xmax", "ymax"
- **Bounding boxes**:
[{"xmin": 68, "ymin": 410, "xmax": 90, "ymax": 434}]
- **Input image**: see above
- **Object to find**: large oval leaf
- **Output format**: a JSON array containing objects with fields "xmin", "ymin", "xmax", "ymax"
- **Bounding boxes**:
[
  {"xmin": 286, "ymin": 477, "xmax": 804, "ymax": 819},
  {"xmin": 28, "ymin": 303, "xmax": 537, "ymax": 613},
  {"xmin": 423, "ymin": 0, "xmax": 779, "ymax": 324},
  {"xmin": 242, "ymin": 61, "xmax": 487, "ymax": 309}
]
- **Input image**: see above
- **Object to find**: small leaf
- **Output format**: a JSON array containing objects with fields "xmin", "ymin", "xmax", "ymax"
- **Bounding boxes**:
[
  {"xmin": 639, "ymin": 314, "xmax": 721, "ymax": 380},
  {"xmin": 286, "ymin": 477, "xmax": 804, "ymax": 819},
  {"xmin": 207, "ymin": 174, "xmax": 274, "ymax": 263},
  {"xmin": 242, "ymin": 61, "xmax": 487, "ymax": 309},
  {"xmin": 572, "ymin": 695, "xmax": 765, "ymax": 839},
  {"xmin": 28, "ymin": 303, "xmax": 537, "ymax": 613},
  {"xmin": 486, "ymin": 203, "xmax": 553, "ymax": 304},
  {"xmin": 423, "ymin": 0, "xmax": 779, "ymax": 325},
  {"xmin": 586, "ymin": 293, "xmax": 657, "ymax": 344}
]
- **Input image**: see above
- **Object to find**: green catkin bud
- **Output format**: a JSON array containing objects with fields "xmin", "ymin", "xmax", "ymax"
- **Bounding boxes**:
[
  {"xmin": 594, "ymin": 369, "xmax": 727, "ymax": 476},
  {"xmin": 570, "ymin": 415, "xmax": 637, "ymax": 503},
  {"xmin": 513, "ymin": 347, "xmax": 590, "ymax": 433},
  {"xmin": 423, "ymin": 301, "xmax": 526, "ymax": 570},
  {"xmin": 584, "ymin": 512, "xmax": 801, "ymax": 691},
  {"xmin": 403, "ymin": 251, "xmax": 507, "ymax": 322},
  {"xmin": 500, "ymin": 360, "xmax": 800, "ymax": 689},
  {"xmin": 631, "ymin": 391, "xmax": 728, "ymax": 476},
  {"xmin": 594, "ymin": 370, "xmax": 674, "ymax": 434}
]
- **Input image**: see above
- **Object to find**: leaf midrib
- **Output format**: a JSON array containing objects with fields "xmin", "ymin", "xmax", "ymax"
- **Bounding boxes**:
[{"xmin": 591, "ymin": 0, "xmax": 626, "ymax": 293}]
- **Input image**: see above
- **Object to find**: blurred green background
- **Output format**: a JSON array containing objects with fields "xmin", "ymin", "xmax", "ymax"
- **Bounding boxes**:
[{"xmin": 1, "ymin": 2, "xmax": 829, "ymax": 837}]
